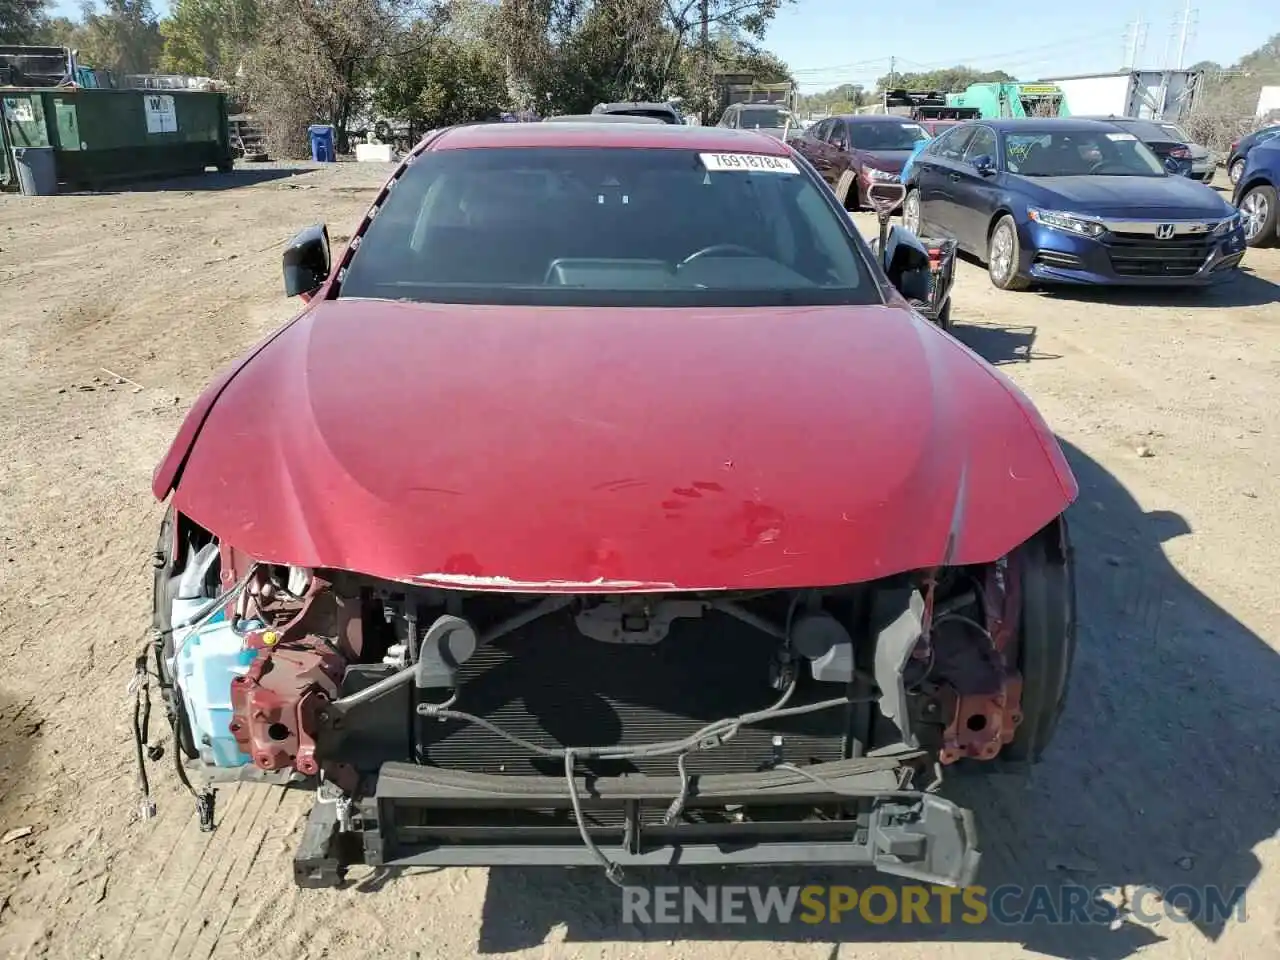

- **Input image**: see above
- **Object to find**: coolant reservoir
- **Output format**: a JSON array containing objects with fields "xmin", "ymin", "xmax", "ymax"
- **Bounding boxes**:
[{"xmin": 174, "ymin": 620, "xmax": 258, "ymax": 767}]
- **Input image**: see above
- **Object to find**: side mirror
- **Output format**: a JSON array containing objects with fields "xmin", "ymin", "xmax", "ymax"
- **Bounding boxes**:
[
  {"xmin": 1163, "ymin": 156, "xmax": 1179, "ymax": 172},
  {"xmin": 971, "ymin": 154, "xmax": 996, "ymax": 176},
  {"xmin": 283, "ymin": 223, "xmax": 331, "ymax": 298},
  {"xmin": 832, "ymin": 135, "xmax": 848, "ymax": 151},
  {"xmin": 881, "ymin": 224, "xmax": 932, "ymax": 303}
]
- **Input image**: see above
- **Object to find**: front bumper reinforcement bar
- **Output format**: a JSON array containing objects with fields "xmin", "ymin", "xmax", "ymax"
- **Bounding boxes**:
[{"xmin": 294, "ymin": 758, "xmax": 981, "ymax": 889}]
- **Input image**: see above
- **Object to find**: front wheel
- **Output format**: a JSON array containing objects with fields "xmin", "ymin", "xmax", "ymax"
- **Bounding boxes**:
[
  {"xmin": 1239, "ymin": 184, "xmax": 1278, "ymax": 248},
  {"xmin": 835, "ymin": 170, "xmax": 859, "ymax": 211},
  {"xmin": 903, "ymin": 188, "xmax": 922, "ymax": 234},
  {"xmin": 1229, "ymin": 158, "xmax": 1245, "ymax": 185},
  {"xmin": 1002, "ymin": 518, "xmax": 1076, "ymax": 764},
  {"xmin": 987, "ymin": 215, "xmax": 1030, "ymax": 290}
]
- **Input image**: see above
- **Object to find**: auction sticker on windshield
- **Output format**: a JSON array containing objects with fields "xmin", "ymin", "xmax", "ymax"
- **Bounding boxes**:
[
  {"xmin": 700, "ymin": 153, "xmax": 799, "ymax": 174},
  {"xmin": 1105, "ymin": 132, "xmax": 1137, "ymax": 141}
]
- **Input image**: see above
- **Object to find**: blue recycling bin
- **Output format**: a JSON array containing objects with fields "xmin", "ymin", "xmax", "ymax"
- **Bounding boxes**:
[{"xmin": 308, "ymin": 124, "xmax": 336, "ymax": 163}]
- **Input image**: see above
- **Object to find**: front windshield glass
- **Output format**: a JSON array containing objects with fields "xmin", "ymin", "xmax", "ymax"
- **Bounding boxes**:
[
  {"xmin": 1158, "ymin": 122, "xmax": 1191, "ymax": 141},
  {"xmin": 1003, "ymin": 129, "xmax": 1166, "ymax": 177},
  {"xmin": 737, "ymin": 106, "xmax": 793, "ymax": 128},
  {"xmin": 846, "ymin": 121, "xmax": 929, "ymax": 151},
  {"xmin": 608, "ymin": 108, "xmax": 680, "ymax": 123},
  {"xmin": 339, "ymin": 146, "xmax": 877, "ymax": 308}
]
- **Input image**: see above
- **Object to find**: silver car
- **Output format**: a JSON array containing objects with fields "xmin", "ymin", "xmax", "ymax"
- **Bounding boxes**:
[{"xmin": 717, "ymin": 103, "xmax": 799, "ymax": 141}]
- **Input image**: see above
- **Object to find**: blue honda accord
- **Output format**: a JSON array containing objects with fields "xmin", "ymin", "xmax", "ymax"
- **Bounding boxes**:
[{"xmin": 902, "ymin": 118, "xmax": 1247, "ymax": 291}]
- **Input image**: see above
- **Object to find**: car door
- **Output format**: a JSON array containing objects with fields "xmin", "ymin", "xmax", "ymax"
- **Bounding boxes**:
[
  {"xmin": 796, "ymin": 118, "xmax": 831, "ymax": 174},
  {"xmin": 913, "ymin": 125, "xmax": 975, "ymax": 236},
  {"xmin": 949, "ymin": 124, "xmax": 1001, "ymax": 252}
]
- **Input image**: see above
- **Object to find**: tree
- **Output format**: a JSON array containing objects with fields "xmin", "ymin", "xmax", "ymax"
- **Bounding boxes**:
[
  {"xmin": 1, "ymin": 0, "xmax": 48, "ymax": 43},
  {"xmin": 874, "ymin": 66, "xmax": 1013, "ymax": 93},
  {"xmin": 241, "ymin": 0, "xmax": 442, "ymax": 156},
  {"xmin": 372, "ymin": 25, "xmax": 507, "ymax": 132},
  {"xmin": 33, "ymin": 14, "xmax": 78, "ymax": 44},
  {"xmin": 75, "ymin": 0, "xmax": 163, "ymax": 75},
  {"xmin": 489, "ymin": 0, "xmax": 793, "ymax": 115},
  {"xmin": 159, "ymin": 0, "xmax": 261, "ymax": 78}
]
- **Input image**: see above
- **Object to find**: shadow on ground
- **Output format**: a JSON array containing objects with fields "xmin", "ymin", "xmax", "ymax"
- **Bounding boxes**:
[
  {"xmin": 1035, "ymin": 268, "xmax": 1279, "ymax": 309},
  {"xmin": 952, "ymin": 322, "xmax": 1061, "ymax": 365},
  {"xmin": 474, "ymin": 439, "xmax": 1279, "ymax": 959},
  {"xmin": 76, "ymin": 166, "xmax": 318, "ymax": 195},
  {"xmin": 0, "ymin": 691, "xmax": 41, "ymax": 825}
]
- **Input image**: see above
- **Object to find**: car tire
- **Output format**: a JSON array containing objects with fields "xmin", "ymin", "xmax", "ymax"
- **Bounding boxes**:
[
  {"xmin": 1229, "ymin": 158, "xmax": 1245, "ymax": 185},
  {"xmin": 153, "ymin": 506, "xmax": 200, "ymax": 760},
  {"xmin": 903, "ymin": 188, "xmax": 922, "ymax": 234},
  {"xmin": 1001, "ymin": 518, "xmax": 1077, "ymax": 765},
  {"xmin": 987, "ymin": 215, "xmax": 1030, "ymax": 290},
  {"xmin": 835, "ymin": 170, "xmax": 859, "ymax": 211},
  {"xmin": 935, "ymin": 299, "xmax": 952, "ymax": 332},
  {"xmin": 1239, "ymin": 183, "xmax": 1278, "ymax": 248}
]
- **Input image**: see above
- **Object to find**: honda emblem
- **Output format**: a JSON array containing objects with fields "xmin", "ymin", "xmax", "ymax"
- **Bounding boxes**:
[{"xmin": 1155, "ymin": 223, "xmax": 1176, "ymax": 239}]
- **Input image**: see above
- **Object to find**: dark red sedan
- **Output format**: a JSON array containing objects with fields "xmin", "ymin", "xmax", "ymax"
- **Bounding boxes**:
[
  {"xmin": 146, "ymin": 120, "xmax": 1078, "ymax": 891},
  {"xmin": 791, "ymin": 114, "xmax": 931, "ymax": 209}
]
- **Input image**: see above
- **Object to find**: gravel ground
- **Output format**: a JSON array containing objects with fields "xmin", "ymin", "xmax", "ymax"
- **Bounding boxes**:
[{"xmin": 0, "ymin": 161, "xmax": 1277, "ymax": 960}]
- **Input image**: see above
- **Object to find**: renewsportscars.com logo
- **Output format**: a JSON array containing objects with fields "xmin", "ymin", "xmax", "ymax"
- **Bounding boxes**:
[{"xmin": 621, "ymin": 884, "xmax": 1248, "ymax": 927}]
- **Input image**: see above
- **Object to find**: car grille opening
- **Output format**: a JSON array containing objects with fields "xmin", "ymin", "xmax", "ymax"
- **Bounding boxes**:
[
  {"xmin": 1106, "ymin": 232, "xmax": 1212, "ymax": 278},
  {"xmin": 416, "ymin": 608, "xmax": 851, "ymax": 779}
]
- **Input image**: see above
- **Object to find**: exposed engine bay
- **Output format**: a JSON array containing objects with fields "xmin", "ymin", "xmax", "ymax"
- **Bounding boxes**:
[{"xmin": 140, "ymin": 510, "xmax": 1073, "ymax": 889}]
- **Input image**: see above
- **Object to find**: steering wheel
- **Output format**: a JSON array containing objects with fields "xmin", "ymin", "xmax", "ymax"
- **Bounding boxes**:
[
  {"xmin": 680, "ymin": 244, "xmax": 761, "ymax": 266},
  {"xmin": 1088, "ymin": 161, "xmax": 1130, "ymax": 175}
]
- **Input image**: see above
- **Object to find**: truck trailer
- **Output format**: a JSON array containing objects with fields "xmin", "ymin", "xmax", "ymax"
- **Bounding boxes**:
[{"xmin": 1038, "ymin": 70, "xmax": 1202, "ymax": 122}]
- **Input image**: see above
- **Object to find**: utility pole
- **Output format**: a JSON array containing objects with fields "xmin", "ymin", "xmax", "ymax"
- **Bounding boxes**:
[
  {"xmin": 888, "ymin": 56, "xmax": 896, "ymax": 89},
  {"xmin": 1175, "ymin": 0, "xmax": 1195, "ymax": 69},
  {"xmin": 1123, "ymin": 15, "xmax": 1148, "ymax": 69}
]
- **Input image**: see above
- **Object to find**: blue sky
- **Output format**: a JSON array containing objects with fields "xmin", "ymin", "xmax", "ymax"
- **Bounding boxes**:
[
  {"xmin": 766, "ymin": 0, "xmax": 1278, "ymax": 91},
  {"xmin": 52, "ymin": 0, "xmax": 1277, "ymax": 93}
]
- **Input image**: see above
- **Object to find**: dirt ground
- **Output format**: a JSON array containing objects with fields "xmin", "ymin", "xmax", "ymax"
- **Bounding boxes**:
[{"xmin": 1, "ymin": 161, "xmax": 1278, "ymax": 960}]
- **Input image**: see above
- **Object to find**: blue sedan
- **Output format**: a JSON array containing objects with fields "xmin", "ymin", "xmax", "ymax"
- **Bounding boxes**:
[
  {"xmin": 902, "ymin": 118, "xmax": 1247, "ymax": 291},
  {"xmin": 1233, "ymin": 138, "xmax": 1279, "ymax": 247}
]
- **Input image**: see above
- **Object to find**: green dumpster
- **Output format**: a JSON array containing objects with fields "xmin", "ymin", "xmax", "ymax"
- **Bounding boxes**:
[{"xmin": 2, "ymin": 87, "xmax": 234, "ymax": 191}]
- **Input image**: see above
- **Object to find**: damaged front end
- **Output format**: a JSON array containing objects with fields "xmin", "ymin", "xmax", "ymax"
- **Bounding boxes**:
[{"xmin": 142, "ymin": 511, "xmax": 1074, "ymax": 890}]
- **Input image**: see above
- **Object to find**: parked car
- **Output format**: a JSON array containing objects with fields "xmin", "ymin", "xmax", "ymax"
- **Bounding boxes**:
[
  {"xmin": 902, "ymin": 118, "xmax": 1246, "ymax": 290},
  {"xmin": 545, "ymin": 114, "xmax": 663, "ymax": 124},
  {"xmin": 791, "ymin": 115, "xmax": 930, "ymax": 209},
  {"xmin": 1233, "ymin": 138, "xmax": 1280, "ymax": 247},
  {"xmin": 592, "ymin": 101, "xmax": 683, "ymax": 124},
  {"xmin": 1227, "ymin": 124, "xmax": 1280, "ymax": 185},
  {"xmin": 716, "ymin": 102, "xmax": 799, "ymax": 140},
  {"xmin": 1075, "ymin": 115, "xmax": 1214, "ymax": 181},
  {"xmin": 147, "ymin": 121, "xmax": 1078, "ymax": 891}
]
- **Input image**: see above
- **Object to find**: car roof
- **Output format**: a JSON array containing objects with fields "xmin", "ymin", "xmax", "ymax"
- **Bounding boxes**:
[
  {"xmin": 596, "ymin": 102, "xmax": 677, "ymax": 111},
  {"xmin": 831, "ymin": 114, "xmax": 926, "ymax": 123},
  {"xmin": 429, "ymin": 121, "xmax": 791, "ymax": 154},
  {"xmin": 544, "ymin": 114, "xmax": 664, "ymax": 124},
  {"xmin": 983, "ymin": 117, "xmax": 1128, "ymax": 133}
]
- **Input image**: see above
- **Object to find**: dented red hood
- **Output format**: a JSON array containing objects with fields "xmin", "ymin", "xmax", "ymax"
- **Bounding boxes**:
[{"xmin": 157, "ymin": 299, "xmax": 1076, "ymax": 591}]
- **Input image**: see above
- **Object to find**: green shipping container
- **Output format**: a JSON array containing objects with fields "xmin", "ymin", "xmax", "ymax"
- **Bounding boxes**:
[{"xmin": 2, "ymin": 87, "xmax": 233, "ymax": 191}]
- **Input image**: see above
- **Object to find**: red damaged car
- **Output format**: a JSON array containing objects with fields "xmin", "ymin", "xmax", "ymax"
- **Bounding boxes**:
[{"xmin": 145, "ymin": 121, "xmax": 1078, "ymax": 889}]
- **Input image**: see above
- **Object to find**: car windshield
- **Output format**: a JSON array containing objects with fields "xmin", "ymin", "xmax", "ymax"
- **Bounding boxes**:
[
  {"xmin": 1003, "ymin": 129, "xmax": 1167, "ymax": 177},
  {"xmin": 605, "ymin": 108, "xmax": 679, "ymax": 123},
  {"xmin": 338, "ymin": 146, "xmax": 878, "ymax": 308},
  {"xmin": 846, "ymin": 121, "xmax": 929, "ymax": 150},
  {"xmin": 736, "ymin": 106, "xmax": 793, "ymax": 128}
]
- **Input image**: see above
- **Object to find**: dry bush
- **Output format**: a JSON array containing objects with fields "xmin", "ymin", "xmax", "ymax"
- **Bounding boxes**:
[{"xmin": 1185, "ymin": 71, "xmax": 1278, "ymax": 155}]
